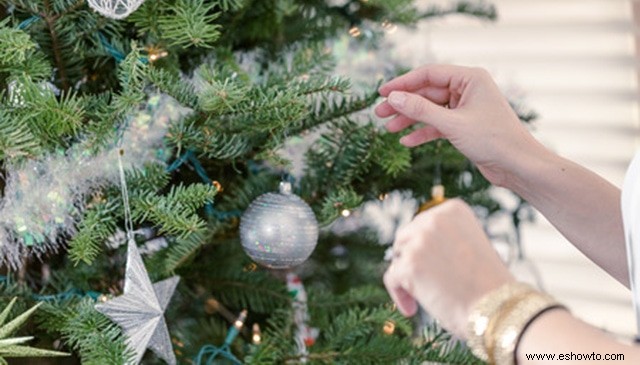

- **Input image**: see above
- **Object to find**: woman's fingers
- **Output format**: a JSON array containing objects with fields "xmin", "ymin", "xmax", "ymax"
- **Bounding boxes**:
[
  {"xmin": 387, "ymin": 91, "xmax": 453, "ymax": 131},
  {"xmin": 385, "ymin": 115, "xmax": 416, "ymax": 132},
  {"xmin": 375, "ymin": 101, "xmax": 398, "ymax": 118},
  {"xmin": 384, "ymin": 264, "xmax": 419, "ymax": 317},
  {"xmin": 399, "ymin": 126, "xmax": 443, "ymax": 147},
  {"xmin": 378, "ymin": 91, "xmax": 449, "ymax": 145},
  {"xmin": 379, "ymin": 64, "xmax": 470, "ymax": 96},
  {"xmin": 420, "ymin": 86, "xmax": 451, "ymax": 107},
  {"xmin": 376, "ymin": 86, "xmax": 452, "ymax": 119}
]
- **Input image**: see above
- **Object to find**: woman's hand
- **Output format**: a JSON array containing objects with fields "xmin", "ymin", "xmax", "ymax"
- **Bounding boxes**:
[
  {"xmin": 383, "ymin": 199, "xmax": 514, "ymax": 338},
  {"xmin": 375, "ymin": 64, "xmax": 545, "ymax": 187}
]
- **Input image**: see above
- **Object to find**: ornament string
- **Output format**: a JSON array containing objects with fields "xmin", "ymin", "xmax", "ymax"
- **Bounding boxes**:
[{"xmin": 117, "ymin": 150, "xmax": 135, "ymax": 241}]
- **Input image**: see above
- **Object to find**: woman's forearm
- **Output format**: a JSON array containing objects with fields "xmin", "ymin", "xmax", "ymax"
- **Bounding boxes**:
[
  {"xmin": 517, "ymin": 309, "xmax": 639, "ymax": 364},
  {"xmin": 503, "ymin": 144, "xmax": 628, "ymax": 286}
]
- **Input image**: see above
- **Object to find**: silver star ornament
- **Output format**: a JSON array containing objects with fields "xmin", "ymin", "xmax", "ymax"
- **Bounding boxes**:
[{"xmin": 95, "ymin": 239, "xmax": 180, "ymax": 365}]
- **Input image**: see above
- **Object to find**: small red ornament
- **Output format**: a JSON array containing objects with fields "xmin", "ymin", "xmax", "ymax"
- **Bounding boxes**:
[{"xmin": 303, "ymin": 337, "xmax": 315, "ymax": 347}]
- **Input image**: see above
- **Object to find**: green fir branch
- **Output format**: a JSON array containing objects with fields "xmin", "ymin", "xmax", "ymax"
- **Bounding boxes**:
[
  {"xmin": 68, "ymin": 200, "xmax": 119, "ymax": 266},
  {"xmin": 371, "ymin": 131, "xmax": 412, "ymax": 177},
  {"xmin": 131, "ymin": 183, "xmax": 217, "ymax": 239},
  {"xmin": 126, "ymin": 0, "xmax": 163, "ymax": 39},
  {"xmin": 0, "ymin": 19, "xmax": 36, "ymax": 66},
  {"xmin": 126, "ymin": 163, "xmax": 172, "ymax": 194},
  {"xmin": 318, "ymin": 186, "xmax": 363, "ymax": 225},
  {"xmin": 167, "ymin": 119, "xmax": 252, "ymax": 159},
  {"xmin": 262, "ymin": 42, "xmax": 338, "ymax": 82},
  {"xmin": 0, "ymin": 17, "xmax": 53, "ymax": 78},
  {"xmin": 355, "ymin": 0, "xmax": 420, "ymax": 25},
  {"xmin": 38, "ymin": 299, "xmax": 133, "ymax": 365},
  {"xmin": 80, "ymin": 91, "xmax": 120, "ymax": 153},
  {"xmin": 147, "ymin": 67, "xmax": 199, "ymax": 108},
  {"xmin": 157, "ymin": 0, "xmax": 222, "ymax": 49},
  {"xmin": 286, "ymin": 74, "xmax": 351, "ymax": 97},
  {"xmin": 22, "ymin": 81, "xmax": 86, "ymax": 147},
  {"xmin": 308, "ymin": 285, "xmax": 390, "ymax": 311},
  {"xmin": 0, "ymin": 109, "xmax": 42, "ymax": 161},
  {"xmin": 288, "ymin": 42, "xmax": 337, "ymax": 77},
  {"xmin": 220, "ymin": 88, "xmax": 308, "ymax": 134},
  {"xmin": 165, "ymin": 183, "xmax": 220, "ymax": 214},
  {"xmin": 112, "ymin": 44, "xmax": 149, "ymax": 112},
  {"xmin": 323, "ymin": 307, "xmax": 412, "ymax": 349},
  {"xmin": 161, "ymin": 230, "xmax": 210, "ymax": 274},
  {"xmin": 296, "ymin": 88, "xmax": 379, "ymax": 133},
  {"xmin": 132, "ymin": 195, "xmax": 207, "ymax": 239},
  {"xmin": 217, "ymin": 171, "xmax": 278, "ymax": 212},
  {"xmin": 311, "ymin": 308, "xmax": 414, "ymax": 364},
  {"xmin": 212, "ymin": 0, "xmax": 245, "ymax": 12},
  {"xmin": 415, "ymin": 323, "xmax": 484, "ymax": 364},
  {"xmin": 244, "ymin": 309, "xmax": 296, "ymax": 365},
  {"xmin": 69, "ymin": 166, "xmax": 199, "ymax": 266},
  {"xmin": 197, "ymin": 74, "xmax": 250, "ymax": 114},
  {"xmin": 307, "ymin": 285, "xmax": 393, "ymax": 335},
  {"xmin": 212, "ymin": 271, "xmax": 291, "ymax": 313},
  {"xmin": 305, "ymin": 121, "xmax": 377, "ymax": 189}
]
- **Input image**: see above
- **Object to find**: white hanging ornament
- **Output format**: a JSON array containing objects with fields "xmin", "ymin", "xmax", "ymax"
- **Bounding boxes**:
[
  {"xmin": 95, "ymin": 152, "xmax": 179, "ymax": 365},
  {"xmin": 95, "ymin": 239, "xmax": 179, "ymax": 365},
  {"xmin": 88, "ymin": 0, "xmax": 145, "ymax": 20},
  {"xmin": 361, "ymin": 190, "xmax": 418, "ymax": 245},
  {"xmin": 239, "ymin": 181, "xmax": 319, "ymax": 269}
]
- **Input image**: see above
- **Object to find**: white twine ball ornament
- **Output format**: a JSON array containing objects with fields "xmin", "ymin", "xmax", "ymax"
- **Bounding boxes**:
[{"xmin": 88, "ymin": 0, "xmax": 145, "ymax": 20}]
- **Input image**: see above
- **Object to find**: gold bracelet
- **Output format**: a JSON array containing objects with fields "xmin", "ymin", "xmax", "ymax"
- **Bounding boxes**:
[
  {"xmin": 490, "ymin": 291, "xmax": 565, "ymax": 365},
  {"xmin": 484, "ymin": 290, "xmax": 538, "ymax": 364},
  {"xmin": 466, "ymin": 282, "xmax": 535, "ymax": 361}
]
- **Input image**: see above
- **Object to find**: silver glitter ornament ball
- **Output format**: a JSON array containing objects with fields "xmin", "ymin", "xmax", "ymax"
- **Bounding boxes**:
[{"xmin": 240, "ymin": 182, "xmax": 319, "ymax": 269}]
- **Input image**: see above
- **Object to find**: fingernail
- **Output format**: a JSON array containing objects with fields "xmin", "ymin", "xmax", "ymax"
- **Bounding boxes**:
[
  {"xmin": 399, "ymin": 136, "xmax": 410, "ymax": 145},
  {"xmin": 388, "ymin": 92, "xmax": 406, "ymax": 108}
]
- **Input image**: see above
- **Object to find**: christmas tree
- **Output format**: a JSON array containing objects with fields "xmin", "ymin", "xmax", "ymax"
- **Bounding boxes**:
[{"xmin": 0, "ymin": 0, "xmax": 533, "ymax": 364}]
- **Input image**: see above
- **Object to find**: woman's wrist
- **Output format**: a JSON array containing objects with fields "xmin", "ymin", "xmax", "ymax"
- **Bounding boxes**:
[
  {"xmin": 466, "ymin": 282, "xmax": 567, "ymax": 365},
  {"xmin": 498, "ymin": 138, "xmax": 559, "ymax": 199}
]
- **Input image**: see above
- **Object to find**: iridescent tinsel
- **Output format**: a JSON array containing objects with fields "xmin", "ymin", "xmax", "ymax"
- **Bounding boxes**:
[{"xmin": 0, "ymin": 94, "xmax": 190, "ymax": 269}]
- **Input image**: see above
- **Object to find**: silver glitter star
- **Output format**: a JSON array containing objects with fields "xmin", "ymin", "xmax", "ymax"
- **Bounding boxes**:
[{"xmin": 95, "ymin": 239, "xmax": 179, "ymax": 365}]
